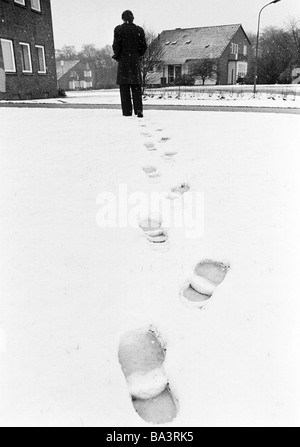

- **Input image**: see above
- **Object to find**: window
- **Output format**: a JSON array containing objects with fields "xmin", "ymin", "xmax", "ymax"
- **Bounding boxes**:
[
  {"xmin": 231, "ymin": 43, "xmax": 239, "ymax": 54},
  {"xmin": 237, "ymin": 62, "xmax": 248, "ymax": 78},
  {"xmin": 168, "ymin": 65, "xmax": 181, "ymax": 84},
  {"xmin": 0, "ymin": 39, "xmax": 16, "ymax": 73},
  {"xmin": 84, "ymin": 70, "xmax": 92, "ymax": 78},
  {"xmin": 36, "ymin": 45, "xmax": 46, "ymax": 73},
  {"xmin": 70, "ymin": 71, "xmax": 79, "ymax": 79},
  {"xmin": 20, "ymin": 42, "xmax": 32, "ymax": 73},
  {"xmin": 80, "ymin": 80, "xmax": 93, "ymax": 89},
  {"xmin": 31, "ymin": 0, "xmax": 41, "ymax": 11},
  {"xmin": 14, "ymin": 0, "xmax": 26, "ymax": 6},
  {"xmin": 243, "ymin": 45, "xmax": 248, "ymax": 56}
]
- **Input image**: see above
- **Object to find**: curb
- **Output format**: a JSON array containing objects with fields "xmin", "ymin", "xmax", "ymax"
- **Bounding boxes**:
[{"xmin": 0, "ymin": 102, "xmax": 300, "ymax": 115}]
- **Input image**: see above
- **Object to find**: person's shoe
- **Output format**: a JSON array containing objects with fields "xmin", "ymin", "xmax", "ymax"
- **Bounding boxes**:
[{"xmin": 137, "ymin": 112, "xmax": 144, "ymax": 118}]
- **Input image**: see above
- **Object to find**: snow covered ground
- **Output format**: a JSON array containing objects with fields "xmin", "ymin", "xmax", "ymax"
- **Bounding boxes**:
[{"xmin": 0, "ymin": 107, "xmax": 300, "ymax": 427}]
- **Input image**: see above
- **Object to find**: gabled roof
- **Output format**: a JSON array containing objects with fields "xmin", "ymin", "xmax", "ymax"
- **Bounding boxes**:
[
  {"xmin": 158, "ymin": 24, "xmax": 247, "ymax": 64},
  {"xmin": 56, "ymin": 60, "xmax": 80, "ymax": 80}
]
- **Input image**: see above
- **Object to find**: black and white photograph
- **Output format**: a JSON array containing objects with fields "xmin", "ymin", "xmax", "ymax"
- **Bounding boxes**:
[{"xmin": 0, "ymin": 0, "xmax": 300, "ymax": 430}]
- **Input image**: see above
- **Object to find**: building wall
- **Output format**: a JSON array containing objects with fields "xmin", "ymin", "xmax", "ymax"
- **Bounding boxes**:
[
  {"xmin": 0, "ymin": 0, "xmax": 57, "ymax": 100},
  {"xmin": 218, "ymin": 27, "xmax": 251, "ymax": 85}
]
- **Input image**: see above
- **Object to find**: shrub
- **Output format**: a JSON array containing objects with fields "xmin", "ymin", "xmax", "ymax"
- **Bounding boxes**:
[
  {"xmin": 174, "ymin": 74, "xmax": 195, "ymax": 86},
  {"xmin": 58, "ymin": 88, "xmax": 66, "ymax": 98}
]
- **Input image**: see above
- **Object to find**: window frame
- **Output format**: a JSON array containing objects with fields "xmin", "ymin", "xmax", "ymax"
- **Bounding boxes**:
[
  {"xmin": 30, "ymin": 0, "xmax": 41, "ymax": 12},
  {"xmin": 84, "ymin": 70, "xmax": 92, "ymax": 78},
  {"xmin": 14, "ymin": 0, "xmax": 26, "ymax": 6},
  {"xmin": 20, "ymin": 42, "xmax": 33, "ymax": 74},
  {"xmin": 237, "ymin": 62, "xmax": 248, "ymax": 78},
  {"xmin": 231, "ymin": 43, "xmax": 239, "ymax": 55},
  {"xmin": 35, "ymin": 45, "xmax": 47, "ymax": 74},
  {"xmin": 0, "ymin": 38, "xmax": 17, "ymax": 73}
]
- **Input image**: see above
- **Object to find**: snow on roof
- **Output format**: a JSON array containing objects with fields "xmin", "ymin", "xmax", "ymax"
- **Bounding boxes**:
[{"xmin": 159, "ymin": 24, "xmax": 245, "ymax": 64}]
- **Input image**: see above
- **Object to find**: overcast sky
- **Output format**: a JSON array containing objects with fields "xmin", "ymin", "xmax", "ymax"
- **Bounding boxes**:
[{"xmin": 51, "ymin": 0, "xmax": 300, "ymax": 50}]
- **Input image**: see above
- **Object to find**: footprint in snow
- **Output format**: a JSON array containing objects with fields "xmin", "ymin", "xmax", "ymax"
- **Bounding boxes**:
[
  {"xmin": 139, "ymin": 218, "xmax": 168, "ymax": 244},
  {"xmin": 167, "ymin": 183, "xmax": 191, "ymax": 200},
  {"xmin": 160, "ymin": 137, "xmax": 171, "ymax": 143},
  {"xmin": 162, "ymin": 151, "xmax": 178, "ymax": 164},
  {"xmin": 141, "ymin": 165, "xmax": 161, "ymax": 180},
  {"xmin": 164, "ymin": 150, "xmax": 178, "ymax": 158},
  {"xmin": 144, "ymin": 141, "xmax": 157, "ymax": 151},
  {"xmin": 118, "ymin": 328, "xmax": 178, "ymax": 424},
  {"xmin": 180, "ymin": 260, "xmax": 230, "ymax": 309}
]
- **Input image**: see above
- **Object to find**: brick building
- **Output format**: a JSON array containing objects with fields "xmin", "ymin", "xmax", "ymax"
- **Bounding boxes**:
[
  {"xmin": 148, "ymin": 24, "xmax": 251, "ymax": 86},
  {"xmin": 0, "ymin": 0, "xmax": 57, "ymax": 100}
]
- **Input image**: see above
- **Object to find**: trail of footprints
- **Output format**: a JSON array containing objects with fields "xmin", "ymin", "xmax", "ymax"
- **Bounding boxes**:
[{"xmin": 118, "ymin": 118, "xmax": 230, "ymax": 424}]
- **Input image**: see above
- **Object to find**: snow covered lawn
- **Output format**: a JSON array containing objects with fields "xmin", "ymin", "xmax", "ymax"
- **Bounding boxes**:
[
  {"xmin": 0, "ymin": 108, "xmax": 300, "ymax": 427},
  {"xmin": 1, "ymin": 85, "xmax": 300, "ymax": 109}
]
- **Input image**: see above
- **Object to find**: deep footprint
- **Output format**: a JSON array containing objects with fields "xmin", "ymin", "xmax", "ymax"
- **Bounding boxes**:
[
  {"xmin": 181, "ymin": 260, "xmax": 230, "ymax": 308},
  {"xmin": 118, "ymin": 329, "xmax": 178, "ymax": 424},
  {"xmin": 133, "ymin": 388, "xmax": 177, "ymax": 425},
  {"xmin": 139, "ymin": 218, "xmax": 168, "ymax": 244}
]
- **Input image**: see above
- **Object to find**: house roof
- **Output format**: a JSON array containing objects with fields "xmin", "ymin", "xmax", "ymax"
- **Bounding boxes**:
[
  {"xmin": 56, "ymin": 60, "xmax": 80, "ymax": 80},
  {"xmin": 158, "ymin": 24, "xmax": 247, "ymax": 64}
]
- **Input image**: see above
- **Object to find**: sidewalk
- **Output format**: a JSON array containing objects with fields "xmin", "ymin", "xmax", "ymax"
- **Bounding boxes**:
[{"xmin": 1, "ymin": 101, "xmax": 300, "ymax": 115}]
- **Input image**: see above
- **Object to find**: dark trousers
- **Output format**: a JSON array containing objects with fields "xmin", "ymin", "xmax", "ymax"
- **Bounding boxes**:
[{"xmin": 119, "ymin": 84, "xmax": 143, "ymax": 116}]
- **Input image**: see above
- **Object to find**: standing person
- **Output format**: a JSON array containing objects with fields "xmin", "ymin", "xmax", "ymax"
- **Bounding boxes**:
[{"xmin": 112, "ymin": 10, "xmax": 147, "ymax": 118}]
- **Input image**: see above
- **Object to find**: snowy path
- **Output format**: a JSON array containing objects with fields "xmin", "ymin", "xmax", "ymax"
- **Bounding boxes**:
[{"xmin": 0, "ymin": 108, "xmax": 300, "ymax": 427}]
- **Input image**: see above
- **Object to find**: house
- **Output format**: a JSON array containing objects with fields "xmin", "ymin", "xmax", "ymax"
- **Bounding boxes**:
[
  {"xmin": 148, "ymin": 24, "xmax": 251, "ymax": 86},
  {"xmin": 0, "ymin": 0, "xmax": 57, "ymax": 100},
  {"xmin": 56, "ymin": 60, "xmax": 95, "ymax": 91}
]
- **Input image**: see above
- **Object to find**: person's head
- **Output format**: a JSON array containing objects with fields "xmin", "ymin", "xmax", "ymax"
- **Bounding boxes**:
[{"xmin": 122, "ymin": 10, "xmax": 134, "ymax": 23}]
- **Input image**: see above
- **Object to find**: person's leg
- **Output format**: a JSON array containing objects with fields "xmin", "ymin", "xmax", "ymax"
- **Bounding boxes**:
[
  {"xmin": 131, "ymin": 85, "xmax": 143, "ymax": 117},
  {"xmin": 120, "ymin": 85, "xmax": 133, "ymax": 116}
]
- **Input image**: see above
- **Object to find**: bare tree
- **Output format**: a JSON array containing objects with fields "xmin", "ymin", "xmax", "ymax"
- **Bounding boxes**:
[
  {"xmin": 56, "ymin": 45, "xmax": 78, "ymax": 61},
  {"xmin": 96, "ymin": 45, "xmax": 118, "ymax": 88},
  {"xmin": 285, "ymin": 18, "xmax": 300, "ymax": 64},
  {"xmin": 189, "ymin": 59, "xmax": 217, "ymax": 85},
  {"xmin": 141, "ymin": 29, "xmax": 164, "ymax": 91}
]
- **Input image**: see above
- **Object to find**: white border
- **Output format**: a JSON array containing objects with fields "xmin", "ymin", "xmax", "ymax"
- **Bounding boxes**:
[
  {"xmin": 0, "ymin": 39, "xmax": 16, "ymax": 73},
  {"xmin": 20, "ymin": 42, "xmax": 33, "ymax": 73},
  {"xmin": 35, "ymin": 45, "xmax": 47, "ymax": 74}
]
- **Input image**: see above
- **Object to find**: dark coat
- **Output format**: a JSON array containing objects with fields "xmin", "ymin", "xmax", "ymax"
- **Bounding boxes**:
[{"xmin": 113, "ymin": 23, "xmax": 147, "ymax": 85}]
